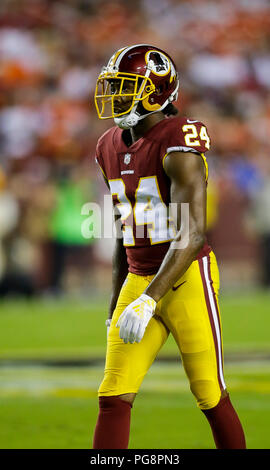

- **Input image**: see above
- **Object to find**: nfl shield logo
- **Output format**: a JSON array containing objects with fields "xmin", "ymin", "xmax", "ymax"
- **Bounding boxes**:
[{"xmin": 124, "ymin": 153, "xmax": 131, "ymax": 165}]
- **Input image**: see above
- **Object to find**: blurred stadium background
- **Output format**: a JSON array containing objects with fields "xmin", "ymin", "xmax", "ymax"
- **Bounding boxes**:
[{"xmin": 0, "ymin": 0, "xmax": 270, "ymax": 449}]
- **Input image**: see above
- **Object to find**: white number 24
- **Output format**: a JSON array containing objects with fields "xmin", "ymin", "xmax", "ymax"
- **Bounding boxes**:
[
  {"xmin": 109, "ymin": 176, "xmax": 176, "ymax": 246},
  {"xmin": 182, "ymin": 124, "xmax": 210, "ymax": 149}
]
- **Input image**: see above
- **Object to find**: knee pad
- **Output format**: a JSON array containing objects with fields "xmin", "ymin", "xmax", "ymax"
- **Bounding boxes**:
[{"xmin": 190, "ymin": 379, "xmax": 221, "ymax": 410}]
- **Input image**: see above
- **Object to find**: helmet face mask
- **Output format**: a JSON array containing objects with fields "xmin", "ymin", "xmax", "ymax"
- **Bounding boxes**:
[
  {"xmin": 94, "ymin": 44, "xmax": 179, "ymax": 128},
  {"xmin": 95, "ymin": 72, "xmax": 155, "ymax": 120}
]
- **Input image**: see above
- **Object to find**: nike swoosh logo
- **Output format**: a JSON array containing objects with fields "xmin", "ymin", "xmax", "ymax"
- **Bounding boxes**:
[
  {"xmin": 186, "ymin": 119, "xmax": 198, "ymax": 123},
  {"xmin": 172, "ymin": 281, "xmax": 187, "ymax": 291}
]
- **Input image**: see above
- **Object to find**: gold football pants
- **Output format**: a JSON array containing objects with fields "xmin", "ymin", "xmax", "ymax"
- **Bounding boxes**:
[{"xmin": 98, "ymin": 251, "xmax": 226, "ymax": 410}]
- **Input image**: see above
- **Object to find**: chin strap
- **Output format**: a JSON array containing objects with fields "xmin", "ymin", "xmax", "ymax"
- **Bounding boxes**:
[{"xmin": 114, "ymin": 112, "xmax": 140, "ymax": 129}]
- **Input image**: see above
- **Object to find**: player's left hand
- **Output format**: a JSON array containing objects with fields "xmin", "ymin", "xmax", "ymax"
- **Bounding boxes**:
[{"xmin": 116, "ymin": 294, "xmax": 156, "ymax": 344}]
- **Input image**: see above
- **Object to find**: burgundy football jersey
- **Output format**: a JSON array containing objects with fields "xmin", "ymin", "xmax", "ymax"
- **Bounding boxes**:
[{"xmin": 95, "ymin": 116, "xmax": 211, "ymax": 275}]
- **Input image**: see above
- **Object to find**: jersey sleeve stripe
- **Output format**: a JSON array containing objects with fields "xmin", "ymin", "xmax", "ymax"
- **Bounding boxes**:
[
  {"xmin": 162, "ymin": 152, "xmax": 169, "ymax": 169},
  {"xmin": 167, "ymin": 145, "xmax": 199, "ymax": 153}
]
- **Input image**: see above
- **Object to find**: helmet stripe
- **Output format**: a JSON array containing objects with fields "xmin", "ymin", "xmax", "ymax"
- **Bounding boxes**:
[{"xmin": 111, "ymin": 46, "xmax": 129, "ymax": 67}]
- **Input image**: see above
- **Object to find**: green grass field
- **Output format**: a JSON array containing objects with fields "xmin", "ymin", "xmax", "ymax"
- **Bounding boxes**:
[{"xmin": 0, "ymin": 290, "xmax": 269, "ymax": 449}]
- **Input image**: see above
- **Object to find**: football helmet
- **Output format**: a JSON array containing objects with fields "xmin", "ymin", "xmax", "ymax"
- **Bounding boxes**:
[{"xmin": 94, "ymin": 44, "xmax": 179, "ymax": 129}]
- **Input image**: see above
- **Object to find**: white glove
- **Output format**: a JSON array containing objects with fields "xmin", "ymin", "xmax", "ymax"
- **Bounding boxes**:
[
  {"xmin": 105, "ymin": 319, "xmax": 111, "ymax": 338},
  {"xmin": 116, "ymin": 294, "xmax": 156, "ymax": 344}
]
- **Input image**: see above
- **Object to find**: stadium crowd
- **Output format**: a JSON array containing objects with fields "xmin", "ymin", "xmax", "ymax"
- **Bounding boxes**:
[{"xmin": 0, "ymin": 0, "xmax": 270, "ymax": 296}]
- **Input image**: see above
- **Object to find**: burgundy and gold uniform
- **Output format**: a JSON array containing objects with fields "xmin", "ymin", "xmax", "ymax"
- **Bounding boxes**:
[
  {"xmin": 95, "ymin": 115, "xmax": 227, "ymax": 410},
  {"xmin": 93, "ymin": 44, "xmax": 246, "ymax": 451},
  {"xmin": 96, "ymin": 116, "xmax": 211, "ymax": 275}
]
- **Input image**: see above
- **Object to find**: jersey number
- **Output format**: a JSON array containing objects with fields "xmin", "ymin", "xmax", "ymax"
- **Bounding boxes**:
[
  {"xmin": 109, "ymin": 176, "xmax": 176, "ymax": 246},
  {"xmin": 182, "ymin": 124, "xmax": 210, "ymax": 149}
]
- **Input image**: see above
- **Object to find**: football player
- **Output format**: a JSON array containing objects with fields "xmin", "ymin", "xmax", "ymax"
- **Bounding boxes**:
[{"xmin": 92, "ymin": 45, "xmax": 246, "ymax": 449}]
